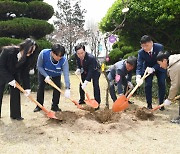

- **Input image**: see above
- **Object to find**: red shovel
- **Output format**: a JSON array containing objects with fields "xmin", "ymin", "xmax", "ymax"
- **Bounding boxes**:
[
  {"xmin": 46, "ymin": 80, "xmax": 83, "ymax": 109},
  {"xmin": 151, "ymin": 95, "xmax": 180, "ymax": 111},
  {"xmin": 75, "ymin": 74, "xmax": 99, "ymax": 108},
  {"xmin": 112, "ymin": 68, "xmax": 151, "ymax": 112},
  {"xmin": 15, "ymin": 82, "xmax": 58, "ymax": 119}
]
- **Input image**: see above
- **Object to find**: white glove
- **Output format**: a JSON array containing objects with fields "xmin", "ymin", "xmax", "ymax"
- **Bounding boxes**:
[
  {"xmin": 75, "ymin": 69, "xmax": 81, "ymax": 75},
  {"xmin": 163, "ymin": 99, "xmax": 172, "ymax": 106},
  {"xmin": 81, "ymin": 80, "xmax": 88, "ymax": 90},
  {"xmin": 24, "ymin": 89, "xmax": 31, "ymax": 97},
  {"xmin": 146, "ymin": 67, "xmax": 155, "ymax": 74},
  {"xmin": 64, "ymin": 89, "xmax": 70, "ymax": 98},
  {"xmin": 44, "ymin": 76, "xmax": 51, "ymax": 83},
  {"xmin": 136, "ymin": 75, "xmax": 143, "ymax": 86},
  {"xmin": 128, "ymin": 81, "xmax": 134, "ymax": 89},
  {"xmin": 8, "ymin": 80, "xmax": 16, "ymax": 88},
  {"xmin": 29, "ymin": 69, "xmax": 35, "ymax": 75}
]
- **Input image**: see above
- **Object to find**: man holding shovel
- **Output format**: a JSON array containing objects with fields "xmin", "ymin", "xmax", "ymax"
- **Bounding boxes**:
[
  {"xmin": 157, "ymin": 51, "xmax": 180, "ymax": 124},
  {"xmin": 107, "ymin": 56, "xmax": 137, "ymax": 102},
  {"xmin": 74, "ymin": 44, "xmax": 101, "ymax": 109},
  {"xmin": 136, "ymin": 35, "xmax": 166, "ymax": 110},
  {"xmin": 34, "ymin": 44, "xmax": 70, "ymax": 112}
]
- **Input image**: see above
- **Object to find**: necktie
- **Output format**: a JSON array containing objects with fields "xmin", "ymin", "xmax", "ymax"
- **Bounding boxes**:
[
  {"xmin": 149, "ymin": 52, "xmax": 152, "ymax": 57},
  {"xmin": 80, "ymin": 59, "xmax": 83, "ymax": 66}
]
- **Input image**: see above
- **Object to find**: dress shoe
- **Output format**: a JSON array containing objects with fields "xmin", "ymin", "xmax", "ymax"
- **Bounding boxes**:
[
  {"xmin": 11, "ymin": 117, "xmax": 24, "ymax": 121},
  {"xmin": 159, "ymin": 106, "xmax": 165, "ymax": 111},
  {"xmin": 147, "ymin": 104, "xmax": 153, "ymax": 109},
  {"xmin": 79, "ymin": 100, "xmax": 86, "ymax": 105},
  {"xmin": 33, "ymin": 106, "xmax": 42, "ymax": 112},
  {"xmin": 128, "ymin": 101, "xmax": 134, "ymax": 104},
  {"xmin": 95, "ymin": 106, "xmax": 100, "ymax": 111},
  {"xmin": 51, "ymin": 105, "xmax": 61, "ymax": 112}
]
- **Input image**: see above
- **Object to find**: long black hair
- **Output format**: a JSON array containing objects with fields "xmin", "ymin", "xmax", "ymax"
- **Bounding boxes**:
[{"xmin": 16, "ymin": 38, "xmax": 38, "ymax": 69}]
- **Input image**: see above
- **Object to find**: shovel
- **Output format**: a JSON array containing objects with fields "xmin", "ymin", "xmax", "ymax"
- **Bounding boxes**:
[
  {"xmin": 15, "ymin": 81, "xmax": 58, "ymax": 120},
  {"xmin": 75, "ymin": 74, "xmax": 99, "ymax": 108},
  {"xmin": 112, "ymin": 68, "xmax": 151, "ymax": 112},
  {"xmin": 46, "ymin": 80, "xmax": 83, "ymax": 109},
  {"xmin": 151, "ymin": 95, "xmax": 180, "ymax": 111}
]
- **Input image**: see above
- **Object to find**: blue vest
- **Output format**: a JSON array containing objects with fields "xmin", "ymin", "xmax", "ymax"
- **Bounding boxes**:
[{"xmin": 43, "ymin": 49, "xmax": 66, "ymax": 77}]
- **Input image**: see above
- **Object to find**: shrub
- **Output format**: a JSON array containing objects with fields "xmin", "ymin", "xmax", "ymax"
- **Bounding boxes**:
[{"xmin": 108, "ymin": 48, "xmax": 123, "ymax": 64}]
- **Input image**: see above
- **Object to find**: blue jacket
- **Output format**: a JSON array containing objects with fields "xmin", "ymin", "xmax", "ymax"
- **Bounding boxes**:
[{"xmin": 136, "ymin": 43, "xmax": 165, "ymax": 75}]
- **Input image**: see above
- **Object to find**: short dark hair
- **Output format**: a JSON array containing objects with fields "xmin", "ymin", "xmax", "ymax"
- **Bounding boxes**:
[
  {"xmin": 52, "ymin": 44, "xmax": 65, "ymax": 57},
  {"xmin": 75, "ymin": 44, "xmax": 85, "ymax": 52},
  {"xmin": 140, "ymin": 35, "xmax": 152, "ymax": 44},
  {"xmin": 126, "ymin": 56, "xmax": 137, "ymax": 67},
  {"xmin": 156, "ymin": 51, "xmax": 170, "ymax": 61}
]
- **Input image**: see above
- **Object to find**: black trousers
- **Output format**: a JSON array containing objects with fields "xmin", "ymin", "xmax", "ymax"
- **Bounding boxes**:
[
  {"xmin": 79, "ymin": 72, "xmax": 101, "ymax": 104},
  {"xmin": 37, "ymin": 73, "xmax": 61, "ymax": 107},
  {"xmin": 0, "ymin": 75, "xmax": 21, "ymax": 118}
]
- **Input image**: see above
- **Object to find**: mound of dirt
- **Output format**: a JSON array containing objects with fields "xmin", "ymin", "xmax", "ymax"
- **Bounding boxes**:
[
  {"xmin": 135, "ymin": 107, "xmax": 154, "ymax": 120},
  {"xmin": 55, "ymin": 111, "xmax": 81, "ymax": 124}
]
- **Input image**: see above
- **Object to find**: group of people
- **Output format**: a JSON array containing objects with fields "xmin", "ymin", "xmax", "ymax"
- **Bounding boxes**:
[{"xmin": 0, "ymin": 35, "xmax": 179, "ymax": 123}]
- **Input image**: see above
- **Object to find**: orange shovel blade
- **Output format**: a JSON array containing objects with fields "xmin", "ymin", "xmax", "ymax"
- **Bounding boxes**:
[
  {"xmin": 112, "ymin": 95, "xmax": 129, "ymax": 112},
  {"xmin": 71, "ymin": 100, "xmax": 83, "ymax": 109},
  {"xmin": 84, "ymin": 99, "xmax": 99, "ymax": 108},
  {"xmin": 47, "ymin": 111, "xmax": 58, "ymax": 119}
]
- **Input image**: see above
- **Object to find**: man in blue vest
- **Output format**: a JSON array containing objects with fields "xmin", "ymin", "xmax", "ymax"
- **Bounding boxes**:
[
  {"xmin": 34, "ymin": 44, "xmax": 70, "ymax": 112},
  {"xmin": 74, "ymin": 44, "xmax": 101, "ymax": 110},
  {"xmin": 136, "ymin": 35, "xmax": 166, "ymax": 110}
]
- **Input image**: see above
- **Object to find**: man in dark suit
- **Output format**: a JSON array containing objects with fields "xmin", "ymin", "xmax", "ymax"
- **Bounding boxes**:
[
  {"xmin": 74, "ymin": 44, "xmax": 101, "ymax": 109},
  {"xmin": 136, "ymin": 35, "xmax": 166, "ymax": 110}
]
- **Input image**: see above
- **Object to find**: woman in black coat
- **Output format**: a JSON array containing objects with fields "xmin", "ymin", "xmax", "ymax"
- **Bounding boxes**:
[{"xmin": 0, "ymin": 38, "xmax": 38, "ymax": 120}]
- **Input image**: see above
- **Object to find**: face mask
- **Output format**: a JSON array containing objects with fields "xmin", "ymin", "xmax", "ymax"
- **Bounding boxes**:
[{"xmin": 17, "ymin": 52, "xmax": 22, "ymax": 61}]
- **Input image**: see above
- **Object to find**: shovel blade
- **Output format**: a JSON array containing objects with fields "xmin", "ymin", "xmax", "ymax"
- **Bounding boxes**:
[
  {"xmin": 72, "ymin": 100, "xmax": 83, "ymax": 109},
  {"xmin": 84, "ymin": 99, "xmax": 99, "ymax": 108},
  {"xmin": 112, "ymin": 95, "xmax": 129, "ymax": 112},
  {"xmin": 47, "ymin": 111, "xmax": 58, "ymax": 119}
]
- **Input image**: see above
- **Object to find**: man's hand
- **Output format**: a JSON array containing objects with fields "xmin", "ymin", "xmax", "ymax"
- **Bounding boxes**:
[
  {"xmin": 64, "ymin": 89, "xmax": 70, "ymax": 98},
  {"xmin": 163, "ymin": 99, "xmax": 172, "ymax": 106},
  {"xmin": 115, "ymin": 74, "xmax": 120, "ymax": 82},
  {"xmin": 128, "ymin": 81, "xmax": 134, "ymax": 89},
  {"xmin": 146, "ymin": 67, "xmax": 155, "ymax": 74},
  {"xmin": 75, "ymin": 69, "xmax": 81, "ymax": 75},
  {"xmin": 24, "ymin": 89, "xmax": 31, "ymax": 97},
  {"xmin": 81, "ymin": 80, "xmax": 88, "ymax": 90},
  {"xmin": 8, "ymin": 80, "xmax": 16, "ymax": 88},
  {"xmin": 136, "ymin": 75, "xmax": 143, "ymax": 86},
  {"xmin": 44, "ymin": 76, "xmax": 51, "ymax": 83}
]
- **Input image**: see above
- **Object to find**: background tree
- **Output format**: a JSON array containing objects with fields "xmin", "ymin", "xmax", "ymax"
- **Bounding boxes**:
[
  {"xmin": 50, "ymin": 0, "xmax": 87, "ymax": 57},
  {"xmin": 0, "ymin": 0, "xmax": 54, "ymax": 51},
  {"xmin": 99, "ymin": 0, "xmax": 180, "ymax": 56}
]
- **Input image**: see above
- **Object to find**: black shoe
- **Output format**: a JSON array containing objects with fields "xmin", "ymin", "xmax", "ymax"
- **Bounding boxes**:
[
  {"xmin": 95, "ymin": 106, "xmax": 100, "ymax": 111},
  {"xmin": 51, "ymin": 105, "xmax": 61, "ymax": 112},
  {"xmin": 79, "ymin": 100, "xmax": 86, "ymax": 105},
  {"xmin": 159, "ymin": 106, "xmax": 165, "ymax": 111},
  {"xmin": 128, "ymin": 101, "xmax": 134, "ymax": 104},
  {"xmin": 147, "ymin": 104, "xmax": 152, "ymax": 109},
  {"xmin": 33, "ymin": 106, "xmax": 42, "ymax": 112},
  {"xmin": 11, "ymin": 117, "xmax": 24, "ymax": 121}
]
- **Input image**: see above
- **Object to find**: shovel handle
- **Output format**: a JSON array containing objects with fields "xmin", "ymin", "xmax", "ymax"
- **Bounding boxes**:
[
  {"xmin": 15, "ymin": 82, "xmax": 49, "ymax": 113},
  {"xmin": 127, "ymin": 68, "xmax": 150, "ymax": 99},
  {"xmin": 152, "ymin": 95, "xmax": 180, "ymax": 111}
]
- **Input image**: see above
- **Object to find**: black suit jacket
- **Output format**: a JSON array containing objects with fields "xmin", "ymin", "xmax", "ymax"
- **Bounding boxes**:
[
  {"xmin": 0, "ymin": 46, "xmax": 31, "ymax": 89},
  {"xmin": 75, "ymin": 52, "xmax": 100, "ymax": 81}
]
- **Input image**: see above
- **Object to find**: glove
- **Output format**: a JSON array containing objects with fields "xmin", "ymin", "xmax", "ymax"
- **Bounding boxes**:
[
  {"xmin": 64, "ymin": 89, "xmax": 70, "ymax": 98},
  {"xmin": 24, "ymin": 89, "xmax": 31, "ymax": 97},
  {"xmin": 128, "ymin": 81, "xmax": 134, "ymax": 89},
  {"xmin": 75, "ymin": 69, "xmax": 81, "ymax": 75},
  {"xmin": 29, "ymin": 69, "xmax": 35, "ymax": 75},
  {"xmin": 136, "ymin": 75, "xmax": 143, "ymax": 86},
  {"xmin": 8, "ymin": 80, "xmax": 16, "ymax": 88},
  {"xmin": 163, "ymin": 99, "xmax": 172, "ymax": 106},
  {"xmin": 44, "ymin": 76, "xmax": 51, "ymax": 83},
  {"xmin": 146, "ymin": 67, "xmax": 155, "ymax": 74},
  {"xmin": 81, "ymin": 80, "xmax": 88, "ymax": 90},
  {"xmin": 115, "ymin": 74, "xmax": 121, "ymax": 82}
]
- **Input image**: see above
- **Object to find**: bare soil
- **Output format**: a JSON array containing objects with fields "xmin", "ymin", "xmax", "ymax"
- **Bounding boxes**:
[{"xmin": 0, "ymin": 74, "xmax": 180, "ymax": 154}]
